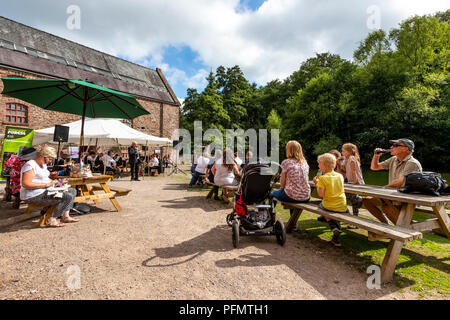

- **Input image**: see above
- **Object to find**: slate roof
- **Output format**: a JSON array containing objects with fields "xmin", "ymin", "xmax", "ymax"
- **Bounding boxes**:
[{"xmin": 0, "ymin": 16, "xmax": 180, "ymax": 106}]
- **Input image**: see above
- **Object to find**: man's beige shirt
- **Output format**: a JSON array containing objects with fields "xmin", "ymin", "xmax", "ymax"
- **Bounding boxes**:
[{"xmin": 379, "ymin": 154, "xmax": 422, "ymax": 184}]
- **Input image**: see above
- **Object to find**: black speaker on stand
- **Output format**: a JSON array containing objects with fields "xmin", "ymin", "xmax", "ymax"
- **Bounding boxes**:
[{"xmin": 53, "ymin": 125, "xmax": 69, "ymax": 165}]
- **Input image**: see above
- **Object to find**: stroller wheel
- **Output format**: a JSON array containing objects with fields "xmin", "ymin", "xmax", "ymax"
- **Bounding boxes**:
[
  {"xmin": 226, "ymin": 213, "xmax": 234, "ymax": 226},
  {"xmin": 232, "ymin": 221, "xmax": 240, "ymax": 248},
  {"xmin": 274, "ymin": 220, "xmax": 286, "ymax": 246}
]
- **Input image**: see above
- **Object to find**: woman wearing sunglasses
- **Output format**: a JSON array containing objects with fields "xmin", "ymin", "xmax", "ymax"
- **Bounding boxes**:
[{"xmin": 362, "ymin": 138, "xmax": 422, "ymax": 224}]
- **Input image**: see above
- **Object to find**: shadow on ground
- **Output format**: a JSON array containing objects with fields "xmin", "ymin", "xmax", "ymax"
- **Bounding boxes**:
[
  {"xmin": 0, "ymin": 198, "xmax": 109, "ymax": 234},
  {"xmin": 158, "ymin": 195, "xmax": 228, "ymax": 212},
  {"xmin": 141, "ymin": 223, "xmax": 415, "ymax": 299}
]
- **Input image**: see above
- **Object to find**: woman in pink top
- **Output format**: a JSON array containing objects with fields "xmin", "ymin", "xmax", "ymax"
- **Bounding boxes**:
[
  {"xmin": 340, "ymin": 143, "xmax": 365, "ymax": 217},
  {"xmin": 271, "ymin": 141, "xmax": 311, "ymax": 217}
]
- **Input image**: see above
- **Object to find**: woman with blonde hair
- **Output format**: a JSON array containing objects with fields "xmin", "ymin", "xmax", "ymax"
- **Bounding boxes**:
[
  {"xmin": 271, "ymin": 141, "xmax": 311, "ymax": 217},
  {"xmin": 340, "ymin": 143, "xmax": 364, "ymax": 218},
  {"xmin": 20, "ymin": 145, "xmax": 78, "ymax": 227}
]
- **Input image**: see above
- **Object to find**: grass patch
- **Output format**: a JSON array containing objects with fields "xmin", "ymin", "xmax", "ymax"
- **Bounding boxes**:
[{"xmin": 276, "ymin": 206, "xmax": 450, "ymax": 296}]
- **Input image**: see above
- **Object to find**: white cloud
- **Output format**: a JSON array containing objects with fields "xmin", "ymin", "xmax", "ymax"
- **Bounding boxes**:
[{"xmin": 2, "ymin": 0, "xmax": 449, "ymax": 94}]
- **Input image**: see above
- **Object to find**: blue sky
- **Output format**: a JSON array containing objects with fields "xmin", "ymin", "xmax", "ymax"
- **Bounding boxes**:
[{"xmin": 1, "ymin": 0, "xmax": 449, "ymax": 102}]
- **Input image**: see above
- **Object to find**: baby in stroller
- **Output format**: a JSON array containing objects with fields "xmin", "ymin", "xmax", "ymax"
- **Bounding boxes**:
[{"xmin": 228, "ymin": 160, "xmax": 286, "ymax": 248}]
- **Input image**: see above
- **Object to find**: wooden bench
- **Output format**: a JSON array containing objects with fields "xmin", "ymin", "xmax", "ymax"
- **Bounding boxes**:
[
  {"xmin": 90, "ymin": 185, "xmax": 132, "ymax": 197},
  {"xmin": 279, "ymin": 200, "xmax": 422, "ymax": 283},
  {"xmin": 204, "ymin": 181, "xmax": 238, "ymax": 205},
  {"xmin": 23, "ymin": 203, "xmax": 57, "ymax": 226},
  {"xmin": 150, "ymin": 168, "xmax": 159, "ymax": 176}
]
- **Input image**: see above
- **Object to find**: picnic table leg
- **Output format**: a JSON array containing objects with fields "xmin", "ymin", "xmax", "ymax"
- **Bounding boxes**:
[
  {"xmin": 38, "ymin": 206, "xmax": 55, "ymax": 226},
  {"xmin": 100, "ymin": 183, "xmax": 122, "ymax": 212},
  {"xmin": 432, "ymin": 205, "xmax": 450, "ymax": 240},
  {"xmin": 221, "ymin": 188, "xmax": 230, "ymax": 203},
  {"xmin": 285, "ymin": 208, "xmax": 303, "ymax": 233},
  {"xmin": 81, "ymin": 184, "xmax": 99, "ymax": 205},
  {"xmin": 380, "ymin": 203, "xmax": 415, "ymax": 283},
  {"xmin": 206, "ymin": 187, "xmax": 215, "ymax": 199}
]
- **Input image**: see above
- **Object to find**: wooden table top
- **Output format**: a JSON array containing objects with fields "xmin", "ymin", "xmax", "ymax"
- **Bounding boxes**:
[
  {"xmin": 308, "ymin": 180, "xmax": 450, "ymax": 207},
  {"xmin": 68, "ymin": 175, "xmax": 112, "ymax": 186}
]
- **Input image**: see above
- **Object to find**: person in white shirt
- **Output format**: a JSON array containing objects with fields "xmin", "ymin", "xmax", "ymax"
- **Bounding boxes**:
[
  {"xmin": 234, "ymin": 152, "xmax": 243, "ymax": 168},
  {"xmin": 188, "ymin": 152, "xmax": 210, "ymax": 187},
  {"xmin": 20, "ymin": 145, "xmax": 78, "ymax": 227},
  {"xmin": 86, "ymin": 151, "xmax": 97, "ymax": 170},
  {"xmin": 100, "ymin": 151, "xmax": 118, "ymax": 175},
  {"xmin": 212, "ymin": 150, "xmax": 240, "ymax": 186},
  {"xmin": 149, "ymin": 155, "xmax": 159, "ymax": 168}
]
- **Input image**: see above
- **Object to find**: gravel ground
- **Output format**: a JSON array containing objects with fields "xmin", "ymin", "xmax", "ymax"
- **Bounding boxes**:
[{"xmin": 0, "ymin": 173, "xmax": 437, "ymax": 300}]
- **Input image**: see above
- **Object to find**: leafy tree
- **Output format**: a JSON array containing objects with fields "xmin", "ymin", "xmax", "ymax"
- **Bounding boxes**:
[{"xmin": 179, "ymin": 11, "xmax": 449, "ymax": 170}]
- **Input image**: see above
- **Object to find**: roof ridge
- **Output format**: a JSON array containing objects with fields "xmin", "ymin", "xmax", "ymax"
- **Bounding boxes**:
[{"xmin": 0, "ymin": 16, "xmax": 158, "ymax": 74}]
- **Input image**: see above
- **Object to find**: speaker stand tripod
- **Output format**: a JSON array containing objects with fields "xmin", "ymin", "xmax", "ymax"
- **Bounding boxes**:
[
  {"xmin": 168, "ymin": 160, "xmax": 188, "ymax": 176},
  {"xmin": 55, "ymin": 140, "xmax": 62, "ymax": 166}
]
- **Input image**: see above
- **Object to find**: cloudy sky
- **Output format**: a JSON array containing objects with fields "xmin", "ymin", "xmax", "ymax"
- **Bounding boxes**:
[{"xmin": 1, "ymin": 0, "xmax": 449, "ymax": 101}]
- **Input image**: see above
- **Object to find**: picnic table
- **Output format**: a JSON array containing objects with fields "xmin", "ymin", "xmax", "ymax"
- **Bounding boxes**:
[
  {"xmin": 23, "ymin": 175, "xmax": 132, "ymax": 226},
  {"xmin": 205, "ymin": 181, "xmax": 238, "ymax": 205},
  {"xmin": 281, "ymin": 181, "xmax": 450, "ymax": 283},
  {"xmin": 68, "ymin": 175, "xmax": 130, "ymax": 212}
]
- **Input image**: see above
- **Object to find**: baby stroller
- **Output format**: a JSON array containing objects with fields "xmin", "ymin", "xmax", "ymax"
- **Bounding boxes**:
[{"xmin": 227, "ymin": 161, "xmax": 286, "ymax": 248}]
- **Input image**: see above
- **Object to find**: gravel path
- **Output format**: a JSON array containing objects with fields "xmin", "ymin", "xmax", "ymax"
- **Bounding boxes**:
[{"xmin": 0, "ymin": 174, "xmax": 430, "ymax": 299}]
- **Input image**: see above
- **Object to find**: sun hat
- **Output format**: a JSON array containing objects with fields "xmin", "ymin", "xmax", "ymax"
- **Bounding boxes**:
[
  {"xmin": 389, "ymin": 138, "xmax": 415, "ymax": 152},
  {"xmin": 19, "ymin": 147, "xmax": 38, "ymax": 161},
  {"xmin": 35, "ymin": 145, "xmax": 57, "ymax": 158}
]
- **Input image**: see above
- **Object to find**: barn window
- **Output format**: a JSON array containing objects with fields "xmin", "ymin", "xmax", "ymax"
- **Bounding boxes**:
[{"xmin": 5, "ymin": 103, "xmax": 28, "ymax": 124}]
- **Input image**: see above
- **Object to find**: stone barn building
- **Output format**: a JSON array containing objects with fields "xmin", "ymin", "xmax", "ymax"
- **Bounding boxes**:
[{"xmin": 0, "ymin": 16, "xmax": 180, "ymax": 157}]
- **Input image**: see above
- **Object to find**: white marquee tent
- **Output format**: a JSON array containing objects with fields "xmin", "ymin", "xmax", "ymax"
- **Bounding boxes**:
[{"xmin": 30, "ymin": 118, "xmax": 172, "ymax": 146}]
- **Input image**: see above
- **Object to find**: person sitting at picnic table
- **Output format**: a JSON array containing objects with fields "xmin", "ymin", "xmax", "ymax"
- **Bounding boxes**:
[
  {"xmin": 101, "ymin": 151, "xmax": 118, "ymax": 176},
  {"xmin": 93, "ymin": 152, "xmax": 104, "ymax": 173},
  {"xmin": 164, "ymin": 154, "xmax": 171, "ymax": 168},
  {"xmin": 243, "ymin": 151, "xmax": 254, "ymax": 168},
  {"xmin": 313, "ymin": 153, "xmax": 348, "ymax": 247},
  {"xmin": 234, "ymin": 152, "xmax": 243, "ymax": 168},
  {"xmin": 211, "ymin": 150, "xmax": 240, "ymax": 187},
  {"xmin": 205, "ymin": 150, "xmax": 222, "ymax": 200},
  {"xmin": 85, "ymin": 151, "xmax": 97, "ymax": 170},
  {"xmin": 188, "ymin": 152, "xmax": 210, "ymax": 188},
  {"xmin": 149, "ymin": 154, "xmax": 160, "ymax": 174},
  {"xmin": 270, "ymin": 141, "xmax": 311, "ymax": 217},
  {"xmin": 20, "ymin": 145, "xmax": 78, "ymax": 227},
  {"xmin": 340, "ymin": 143, "xmax": 365, "ymax": 217},
  {"xmin": 113, "ymin": 153, "xmax": 125, "ymax": 176},
  {"xmin": 362, "ymin": 138, "xmax": 422, "ymax": 225}
]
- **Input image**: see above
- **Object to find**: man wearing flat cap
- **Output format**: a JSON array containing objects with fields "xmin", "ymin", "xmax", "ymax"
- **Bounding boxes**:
[{"xmin": 363, "ymin": 138, "xmax": 422, "ymax": 224}]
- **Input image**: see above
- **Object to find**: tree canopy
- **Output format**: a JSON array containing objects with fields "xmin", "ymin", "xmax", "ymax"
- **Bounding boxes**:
[{"xmin": 179, "ymin": 11, "xmax": 450, "ymax": 170}]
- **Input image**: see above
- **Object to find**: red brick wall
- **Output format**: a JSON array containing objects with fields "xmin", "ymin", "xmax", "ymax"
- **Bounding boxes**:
[{"xmin": 0, "ymin": 66, "xmax": 179, "ymax": 154}]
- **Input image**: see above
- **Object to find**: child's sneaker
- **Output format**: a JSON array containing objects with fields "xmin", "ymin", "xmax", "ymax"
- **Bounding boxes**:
[{"xmin": 330, "ymin": 228, "xmax": 342, "ymax": 247}]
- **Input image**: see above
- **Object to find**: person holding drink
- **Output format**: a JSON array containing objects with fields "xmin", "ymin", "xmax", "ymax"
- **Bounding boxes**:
[{"xmin": 362, "ymin": 138, "xmax": 422, "ymax": 224}]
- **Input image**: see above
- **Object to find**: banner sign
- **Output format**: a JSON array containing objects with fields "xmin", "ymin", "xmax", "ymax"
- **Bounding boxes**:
[
  {"xmin": 0, "ymin": 126, "xmax": 34, "ymax": 181},
  {"xmin": 68, "ymin": 146, "xmax": 79, "ymax": 159}
]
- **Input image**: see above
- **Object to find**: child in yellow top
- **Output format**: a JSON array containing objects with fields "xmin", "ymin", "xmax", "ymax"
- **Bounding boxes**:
[{"xmin": 313, "ymin": 153, "xmax": 347, "ymax": 246}]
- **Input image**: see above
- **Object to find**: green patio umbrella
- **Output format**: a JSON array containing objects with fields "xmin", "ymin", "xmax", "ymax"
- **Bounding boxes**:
[{"xmin": 1, "ymin": 78, "xmax": 149, "ymax": 152}]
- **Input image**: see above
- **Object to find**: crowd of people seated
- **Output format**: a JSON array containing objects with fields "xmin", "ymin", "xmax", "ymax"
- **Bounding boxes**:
[
  {"xmin": 186, "ymin": 137, "xmax": 426, "ymax": 247},
  {"xmin": 188, "ymin": 150, "xmax": 250, "ymax": 200}
]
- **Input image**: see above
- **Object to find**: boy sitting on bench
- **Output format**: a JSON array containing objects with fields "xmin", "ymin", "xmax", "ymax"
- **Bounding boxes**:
[{"xmin": 313, "ymin": 153, "xmax": 348, "ymax": 247}]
